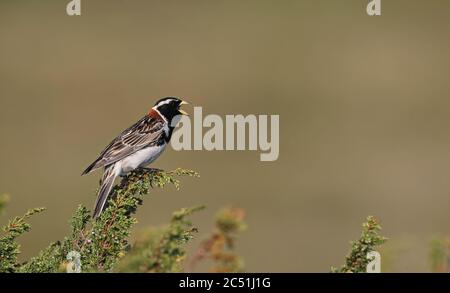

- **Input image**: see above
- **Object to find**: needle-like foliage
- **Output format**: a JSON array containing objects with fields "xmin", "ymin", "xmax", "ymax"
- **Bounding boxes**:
[
  {"xmin": 0, "ymin": 207, "xmax": 45, "ymax": 272},
  {"xmin": 7, "ymin": 168, "xmax": 200, "ymax": 273},
  {"xmin": 115, "ymin": 206, "xmax": 205, "ymax": 272},
  {"xmin": 331, "ymin": 216, "xmax": 387, "ymax": 273}
]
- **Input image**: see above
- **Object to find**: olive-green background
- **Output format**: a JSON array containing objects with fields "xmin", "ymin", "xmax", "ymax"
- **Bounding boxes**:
[{"xmin": 1, "ymin": 0, "xmax": 450, "ymax": 272}]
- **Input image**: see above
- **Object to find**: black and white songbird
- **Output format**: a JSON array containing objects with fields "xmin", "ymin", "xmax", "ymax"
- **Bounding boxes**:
[{"xmin": 82, "ymin": 97, "xmax": 189, "ymax": 218}]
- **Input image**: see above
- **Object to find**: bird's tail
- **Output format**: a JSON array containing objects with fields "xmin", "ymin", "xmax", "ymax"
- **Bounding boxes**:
[
  {"xmin": 93, "ymin": 164, "xmax": 118, "ymax": 218},
  {"xmin": 81, "ymin": 158, "xmax": 102, "ymax": 176}
]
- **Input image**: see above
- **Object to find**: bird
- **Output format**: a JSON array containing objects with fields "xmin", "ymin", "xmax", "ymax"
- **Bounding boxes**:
[{"xmin": 82, "ymin": 97, "xmax": 189, "ymax": 218}]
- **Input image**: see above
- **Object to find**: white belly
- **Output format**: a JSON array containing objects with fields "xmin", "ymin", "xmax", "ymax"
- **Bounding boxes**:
[{"xmin": 119, "ymin": 144, "xmax": 166, "ymax": 175}]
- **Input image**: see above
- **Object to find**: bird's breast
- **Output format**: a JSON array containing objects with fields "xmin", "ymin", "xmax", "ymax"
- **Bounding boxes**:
[{"xmin": 119, "ymin": 144, "xmax": 166, "ymax": 175}]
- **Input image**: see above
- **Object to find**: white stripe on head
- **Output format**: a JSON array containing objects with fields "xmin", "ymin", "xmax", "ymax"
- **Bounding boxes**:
[{"xmin": 155, "ymin": 98, "xmax": 176, "ymax": 108}]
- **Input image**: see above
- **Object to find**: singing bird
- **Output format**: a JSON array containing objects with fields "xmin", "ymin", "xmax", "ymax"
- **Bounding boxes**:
[{"xmin": 82, "ymin": 97, "xmax": 189, "ymax": 218}]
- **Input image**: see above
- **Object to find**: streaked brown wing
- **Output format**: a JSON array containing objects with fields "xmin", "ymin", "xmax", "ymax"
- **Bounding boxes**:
[{"xmin": 90, "ymin": 116, "xmax": 166, "ymax": 170}]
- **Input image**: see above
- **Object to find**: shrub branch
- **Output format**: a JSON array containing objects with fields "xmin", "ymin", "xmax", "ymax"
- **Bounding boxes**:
[{"xmin": 17, "ymin": 168, "xmax": 199, "ymax": 273}]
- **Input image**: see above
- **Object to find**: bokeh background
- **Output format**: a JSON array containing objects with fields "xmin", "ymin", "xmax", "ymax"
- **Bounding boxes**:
[{"xmin": 1, "ymin": 0, "xmax": 450, "ymax": 272}]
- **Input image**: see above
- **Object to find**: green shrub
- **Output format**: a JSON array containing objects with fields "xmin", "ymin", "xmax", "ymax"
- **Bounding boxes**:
[
  {"xmin": 1, "ymin": 168, "xmax": 201, "ymax": 273},
  {"xmin": 332, "ymin": 216, "xmax": 387, "ymax": 273}
]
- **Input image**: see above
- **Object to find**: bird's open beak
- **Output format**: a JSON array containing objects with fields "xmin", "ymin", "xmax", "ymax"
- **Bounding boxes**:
[
  {"xmin": 178, "ymin": 100, "xmax": 190, "ymax": 116},
  {"xmin": 178, "ymin": 109, "xmax": 189, "ymax": 116}
]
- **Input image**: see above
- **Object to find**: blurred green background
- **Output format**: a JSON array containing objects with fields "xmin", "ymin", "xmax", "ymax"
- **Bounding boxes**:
[{"xmin": 1, "ymin": 0, "xmax": 450, "ymax": 272}]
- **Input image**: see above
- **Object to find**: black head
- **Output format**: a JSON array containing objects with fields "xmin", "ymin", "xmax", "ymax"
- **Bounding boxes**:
[{"xmin": 152, "ymin": 97, "xmax": 189, "ymax": 123}]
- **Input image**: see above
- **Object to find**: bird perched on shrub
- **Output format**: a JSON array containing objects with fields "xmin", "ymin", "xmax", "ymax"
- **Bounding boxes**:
[{"xmin": 82, "ymin": 97, "xmax": 189, "ymax": 218}]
